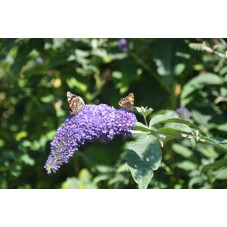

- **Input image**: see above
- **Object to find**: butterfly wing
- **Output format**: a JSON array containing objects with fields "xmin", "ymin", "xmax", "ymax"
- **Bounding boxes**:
[
  {"xmin": 67, "ymin": 91, "xmax": 85, "ymax": 115},
  {"xmin": 118, "ymin": 93, "xmax": 134, "ymax": 111},
  {"xmin": 72, "ymin": 96, "xmax": 85, "ymax": 114}
]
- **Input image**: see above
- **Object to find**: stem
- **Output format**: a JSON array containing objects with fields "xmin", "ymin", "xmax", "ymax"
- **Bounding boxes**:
[
  {"xmin": 160, "ymin": 132, "xmax": 227, "ymax": 150},
  {"xmin": 131, "ymin": 130, "xmax": 227, "ymax": 151},
  {"xmin": 131, "ymin": 130, "xmax": 147, "ymax": 134},
  {"xmin": 204, "ymin": 46, "xmax": 227, "ymax": 59},
  {"xmin": 143, "ymin": 115, "xmax": 148, "ymax": 127},
  {"xmin": 73, "ymin": 155, "xmax": 79, "ymax": 177},
  {"xmin": 169, "ymin": 143, "xmax": 175, "ymax": 189}
]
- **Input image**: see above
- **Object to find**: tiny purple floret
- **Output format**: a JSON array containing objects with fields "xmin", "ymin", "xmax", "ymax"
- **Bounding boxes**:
[
  {"xmin": 44, "ymin": 104, "xmax": 137, "ymax": 174},
  {"xmin": 36, "ymin": 57, "xmax": 45, "ymax": 65},
  {"xmin": 118, "ymin": 38, "xmax": 129, "ymax": 52},
  {"xmin": 176, "ymin": 107, "xmax": 191, "ymax": 120}
]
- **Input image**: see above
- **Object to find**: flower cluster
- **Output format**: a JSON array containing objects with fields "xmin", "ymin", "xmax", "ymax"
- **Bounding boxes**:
[
  {"xmin": 118, "ymin": 38, "xmax": 129, "ymax": 52},
  {"xmin": 176, "ymin": 107, "xmax": 191, "ymax": 120},
  {"xmin": 44, "ymin": 104, "xmax": 137, "ymax": 174}
]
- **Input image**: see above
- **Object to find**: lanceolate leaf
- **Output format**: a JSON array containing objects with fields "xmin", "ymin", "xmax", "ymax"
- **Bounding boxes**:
[
  {"xmin": 126, "ymin": 135, "xmax": 162, "ymax": 189},
  {"xmin": 201, "ymin": 159, "xmax": 227, "ymax": 174},
  {"xmin": 135, "ymin": 106, "xmax": 153, "ymax": 117},
  {"xmin": 157, "ymin": 127, "xmax": 192, "ymax": 142},
  {"xmin": 158, "ymin": 127, "xmax": 192, "ymax": 135},
  {"xmin": 180, "ymin": 73, "xmax": 223, "ymax": 106},
  {"xmin": 200, "ymin": 136, "xmax": 227, "ymax": 152},
  {"xmin": 143, "ymin": 108, "xmax": 154, "ymax": 117},
  {"xmin": 134, "ymin": 122, "xmax": 150, "ymax": 132},
  {"xmin": 149, "ymin": 115, "xmax": 206, "ymax": 135},
  {"xmin": 209, "ymin": 137, "xmax": 227, "ymax": 150},
  {"xmin": 134, "ymin": 122, "xmax": 156, "ymax": 134}
]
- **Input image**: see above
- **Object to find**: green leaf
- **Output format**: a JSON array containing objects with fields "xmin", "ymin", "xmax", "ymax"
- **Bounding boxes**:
[
  {"xmin": 149, "ymin": 115, "xmax": 206, "ymax": 135},
  {"xmin": 93, "ymin": 174, "xmax": 110, "ymax": 184},
  {"xmin": 172, "ymin": 143, "xmax": 193, "ymax": 158},
  {"xmin": 157, "ymin": 127, "xmax": 190, "ymax": 143},
  {"xmin": 188, "ymin": 177, "xmax": 205, "ymax": 189},
  {"xmin": 191, "ymin": 110, "xmax": 211, "ymax": 127},
  {"xmin": 200, "ymin": 136, "xmax": 227, "ymax": 152},
  {"xmin": 158, "ymin": 126, "xmax": 227, "ymax": 152},
  {"xmin": 210, "ymin": 137, "xmax": 227, "ymax": 149},
  {"xmin": 134, "ymin": 122, "xmax": 149, "ymax": 131},
  {"xmin": 62, "ymin": 170, "xmax": 98, "ymax": 189},
  {"xmin": 176, "ymin": 161, "xmax": 197, "ymax": 171},
  {"xmin": 196, "ymin": 143, "xmax": 219, "ymax": 158},
  {"xmin": 214, "ymin": 168, "xmax": 227, "ymax": 179},
  {"xmin": 61, "ymin": 177, "xmax": 80, "ymax": 189},
  {"xmin": 217, "ymin": 122, "xmax": 227, "ymax": 132},
  {"xmin": 174, "ymin": 63, "xmax": 185, "ymax": 76},
  {"xmin": 112, "ymin": 71, "xmax": 123, "ymax": 79},
  {"xmin": 144, "ymin": 108, "xmax": 153, "ymax": 117},
  {"xmin": 158, "ymin": 126, "xmax": 192, "ymax": 136},
  {"xmin": 16, "ymin": 131, "xmax": 28, "ymax": 141},
  {"xmin": 126, "ymin": 135, "xmax": 162, "ymax": 189},
  {"xmin": 116, "ymin": 163, "xmax": 128, "ymax": 173},
  {"xmin": 135, "ymin": 106, "xmax": 153, "ymax": 117},
  {"xmin": 134, "ymin": 122, "xmax": 156, "ymax": 134},
  {"xmin": 201, "ymin": 159, "xmax": 227, "ymax": 174},
  {"xmin": 164, "ymin": 122, "xmax": 192, "ymax": 133},
  {"xmin": 21, "ymin": 154, "xmax": 35, "ymax": 166},
  {"xmin": 66, "ymin": 77, "xmax": 88, "ymax": 93},
  {"xmin": 108, "ymin": 173, "xmax": 130, "ymax": 186},
  {"xmin": 181, "ymin": 73, "xmax": 223, "ymax": 106},
  {"xmin": 189, "ymin": 42, "xmax": 207, "ymax": 51}
]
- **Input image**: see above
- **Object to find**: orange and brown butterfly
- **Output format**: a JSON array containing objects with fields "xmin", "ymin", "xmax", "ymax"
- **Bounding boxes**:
[
  {"xmin": 67, "ymin": 91, "xmax": 85, "ymax": 115},
  {"xmin": 118, "ymin": 93, "xmax": 134, "ymax": 112}
]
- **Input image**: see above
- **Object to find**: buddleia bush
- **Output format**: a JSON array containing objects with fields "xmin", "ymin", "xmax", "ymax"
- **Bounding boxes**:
[{"xmin": 0, "ymin": 38, "xmax": 227, "ymax": 189}]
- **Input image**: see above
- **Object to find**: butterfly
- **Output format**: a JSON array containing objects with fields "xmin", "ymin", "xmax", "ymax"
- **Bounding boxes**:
[
  {"xmin": 118, "ymin": 92, "xmax": 134, "ymax": 112},
  {"xmin": 66, "ymin": 91, "xmax": 85, "ymax": 115}
]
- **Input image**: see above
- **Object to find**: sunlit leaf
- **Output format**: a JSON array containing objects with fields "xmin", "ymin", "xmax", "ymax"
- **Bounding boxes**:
[
  {"xmin": 127, "ymin": 135, "xmax": 162, "ymax": 189},
  {"xmin": 176, "ymin": 161, "xmax": 197, "ymax": 171},
  {"xmin": 201, "ymin": 159, "xmax": 227, "ymax": 174},
  {"xmin": 149, "ymin": 115, "xmax": 206, "ymax": 135},
  {"xmin": 172, "ymin": 143, "xmax": 193, "ymax": 158}
]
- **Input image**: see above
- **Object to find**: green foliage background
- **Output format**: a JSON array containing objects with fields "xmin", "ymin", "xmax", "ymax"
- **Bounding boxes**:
[{"xmin": 0, "ymin": 38, "xmax": 227, "ymax": 189}]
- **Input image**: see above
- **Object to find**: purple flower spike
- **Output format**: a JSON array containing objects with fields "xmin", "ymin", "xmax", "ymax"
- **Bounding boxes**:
[
  {"xmin": 44, "ymin": 104, "xmax": 137, "ymax": 174},
  {"xmin": 176, "ymin": 107, "xmax": 191, "ymax": 120},
  {"xmin": 118, "ymin": 38, "xmax": 129, "ymax": 52}
]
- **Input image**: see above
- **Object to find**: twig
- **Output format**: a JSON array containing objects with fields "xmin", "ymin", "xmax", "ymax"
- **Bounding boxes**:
[{"xmin": 131, "ymin": 130, "xmax": 227, "ymax": 151}]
